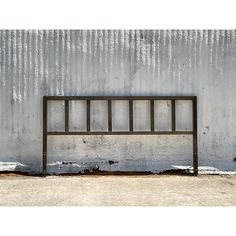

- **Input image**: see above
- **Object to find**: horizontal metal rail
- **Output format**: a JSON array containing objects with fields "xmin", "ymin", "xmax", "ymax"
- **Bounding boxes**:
[
  {"xmin": 44, "ymin": 96, "xmax": 195, "ymax": 100},
  {"xmin": 42, "ymin": 96, "xmax": 198, "ymax": 176},
  {"xmin": 47, "ymin": 131, "xmax": 193, "ymax": 135}
]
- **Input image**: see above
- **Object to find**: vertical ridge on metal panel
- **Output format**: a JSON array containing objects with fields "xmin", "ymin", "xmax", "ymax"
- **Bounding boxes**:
[
  {"xmin": 192, "ymin": 97, "xmax": 198, "ymax": 176},
  {"xmin": 42, "ymin": 97, "xmax": 48, "ymax": 177},
  {"xmin": 87, "ymin": 100, "xmax": 90, "ymax": 131},
  {"xmin": 129, "ymin": 100, "xmax": 133, "ymax": 131}
]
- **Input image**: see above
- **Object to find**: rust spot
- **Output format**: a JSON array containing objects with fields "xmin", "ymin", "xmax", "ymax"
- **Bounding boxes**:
[
  {"xmin": 81, "ymin": 167, "xmax": 153, "ymax": 175},
  {"xmin": 0, "ymin": 169, "xmax": 193, "ymax": 177},
  {"xmin": 62, "ymin": 161, "xmax": 73, "ymax": 165},
  {"xmin": 83, "ymin": 169, "xmax": 92, "ymax": 174},
  {"xmin": 159, "ymin": 169, "xmax": 192, "ymax": 176},
  {"xmin": 77, "ymin": 168, "xmax": 192, "ymax": 176},
  {"xmin": 50, "ymin": 166, "xmax": 154, "ymax": 176},
  {"xmin": 108, "ymin": 160, "xmax": 118, "ymax": 165}
]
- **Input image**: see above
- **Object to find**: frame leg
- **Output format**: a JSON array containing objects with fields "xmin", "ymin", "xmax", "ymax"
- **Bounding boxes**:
[
  {"xmin": 193, "ymin": 134, "xmax": 198, "ymax": 176},
  {"xmin": 42, "ymin": 152, "xmax": 47, "ymax": 177},
  {"xmin": 192, "ymin": 97, "xmax": 198, "ymax": 176},
  {"xmin": 42, "ymin": 97, "xmax": 48, "ymax": 177}
]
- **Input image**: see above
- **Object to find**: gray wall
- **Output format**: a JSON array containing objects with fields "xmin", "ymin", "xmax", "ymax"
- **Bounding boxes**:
[{"xmin": 0, "ymin": 30, "xmax": 236, "ymax": 173}]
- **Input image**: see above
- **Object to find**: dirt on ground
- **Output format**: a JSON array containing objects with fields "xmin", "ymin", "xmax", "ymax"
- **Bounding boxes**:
[{"xmin": 0, "ymin": 174, "xmax": 235, "ymax": 206}]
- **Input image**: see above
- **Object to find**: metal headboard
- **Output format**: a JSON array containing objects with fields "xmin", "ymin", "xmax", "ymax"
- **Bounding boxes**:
[{"xmin": 42, "ymin": 96, "xmax": 198, "ymax": 176}]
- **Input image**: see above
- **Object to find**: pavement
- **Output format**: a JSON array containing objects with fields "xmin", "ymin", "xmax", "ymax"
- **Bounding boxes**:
[{"xmin": 0, "ymin": 174, "xmax": 235, "ymax": 206}]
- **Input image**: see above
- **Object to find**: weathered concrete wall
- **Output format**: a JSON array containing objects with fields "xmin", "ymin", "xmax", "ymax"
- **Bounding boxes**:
[{"xmin": 0, "ymin": 30, "xmax": 236, "ymax": 174}]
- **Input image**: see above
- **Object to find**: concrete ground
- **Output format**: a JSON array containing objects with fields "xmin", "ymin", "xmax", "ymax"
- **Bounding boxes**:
[{"xmin": 0, "ymin": 174, "xmax": 235, "ymax": 206}]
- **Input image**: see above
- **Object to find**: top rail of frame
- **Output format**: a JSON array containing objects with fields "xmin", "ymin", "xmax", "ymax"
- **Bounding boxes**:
[{"xmin": 44, "ymin": 96, "xmax": 197, "ymax": 101}]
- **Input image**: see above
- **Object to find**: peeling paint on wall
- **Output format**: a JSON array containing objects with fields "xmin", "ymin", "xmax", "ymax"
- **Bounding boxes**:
[{"xmin": 0, "ymin": 30, "xmax": 236, "ymax": 173}]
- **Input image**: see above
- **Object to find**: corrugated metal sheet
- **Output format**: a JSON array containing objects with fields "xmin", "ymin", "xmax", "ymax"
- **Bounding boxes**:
[{"xmin": 0, "ymin": 30, "xmax": 236, "ymax": 173}]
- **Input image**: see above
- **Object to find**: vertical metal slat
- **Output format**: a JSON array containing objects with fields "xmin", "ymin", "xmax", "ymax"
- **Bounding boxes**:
[
  {"xmin": 171, "ymin": 100, "xmax": 176, "ymax": 131},
  {"xmin": 150, "ymin": 99, "xmax": 154, "ymax": 132},
  {"xmin": 87, "ymin": 100, "xmax": 90, "ymax": 131},
  {"xmin": 65, "ymin": 100, "xmax": 69, "ymax": 132},
  {"xmin": 129, "ymin": 100, "xmax": 133, "ymax": 131},
  {"xmin": 108, "ymin": 100, "xmax": 112, "ymax": 131}
]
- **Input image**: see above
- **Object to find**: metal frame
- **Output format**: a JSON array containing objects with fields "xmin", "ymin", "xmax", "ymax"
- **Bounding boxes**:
[{"xmin": 43, "ymin": 96, "xmax": 198, "ymax": 176}]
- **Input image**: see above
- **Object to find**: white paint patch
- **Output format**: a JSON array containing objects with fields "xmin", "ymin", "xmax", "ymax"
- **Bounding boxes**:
[
  {"xmin": 0, "ymin": 162, "xmax": 27, "ymax": 171},
  {"xmin": 172, "ymin": 165, "xmax": 236, "ymax": 175}
]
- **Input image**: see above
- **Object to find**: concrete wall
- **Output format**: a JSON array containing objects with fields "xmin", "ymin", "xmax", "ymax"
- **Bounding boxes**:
[{"xmin": 0, "ymin": 30, "xmax": 236, "ymax": 174}]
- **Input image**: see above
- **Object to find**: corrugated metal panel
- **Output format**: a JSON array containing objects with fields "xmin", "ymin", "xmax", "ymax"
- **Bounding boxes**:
[{"xmin": 0, "ymin": 30, "xmax": 236, "ymax": 173}]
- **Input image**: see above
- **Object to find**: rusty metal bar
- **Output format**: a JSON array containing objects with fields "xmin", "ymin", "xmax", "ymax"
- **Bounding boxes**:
[
  {"xmin": 129, "ymin": 100, "xmax": 133, "ymax": 131},
  {"xmin": 47, "ymin": 131, "xmax": 193, "ymax": 135},
  {"xmin": 192, "ymin": 96, "xmax": 198, "ymax": 176},
  {"xmin": 44, "ymin": 96, "xmax": 195, "ymax": 101},
  {"xmin": 65, "ymin": 100, "xmax": 69, "ymax": 132},
  {"xmin": 171, "ymin": 100, "xmax": 176, "ymax": 131},
  {"xmin": 42, "ymin": 97, "xmax": 48, "ymax": 177},
  {"xmin": 150, "ymin": 99, "xmax": 154, "ymax": 132},
  {"xmin": 87, "ymin": 100, "xmax": 90, "ymax": 132},
  {"xmin": 108, "ymin": 100, "xmax": 112, "ymax": 131}
]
